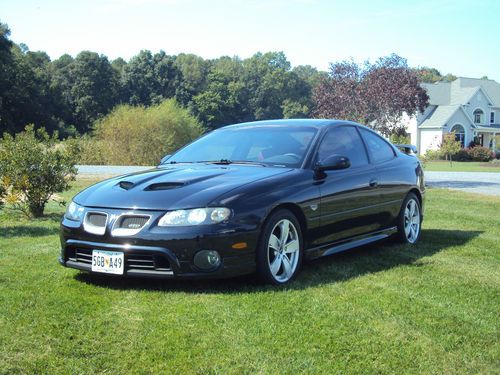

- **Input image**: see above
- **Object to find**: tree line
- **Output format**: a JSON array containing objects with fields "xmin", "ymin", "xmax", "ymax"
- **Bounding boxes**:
[
  {"xmin": 0, "ymin": 22, "xmax": 324, "ymax": 136},
  {"xmin": 1, "ymin": 21, "xmax": 458, "ymax": 138}
]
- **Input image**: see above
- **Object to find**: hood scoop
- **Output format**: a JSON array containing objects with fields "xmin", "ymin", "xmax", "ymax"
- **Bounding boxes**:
[
  {"xmin": 145, "ymin": 182, "xmax": 186, "ymax": 191},
  {"xmin": 118, "ymin": 181, "xmax": 135, "ymax": 190}
]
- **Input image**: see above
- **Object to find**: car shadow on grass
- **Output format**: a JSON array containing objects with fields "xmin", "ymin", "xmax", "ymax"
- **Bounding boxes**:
[{"xmin": 73, "ymin": 228, "xmax": 482, "ymax": 293}]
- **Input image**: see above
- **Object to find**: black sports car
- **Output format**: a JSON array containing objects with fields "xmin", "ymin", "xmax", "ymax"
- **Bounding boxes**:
[{"xmin": 60, "ymin": 119, "xmax": 425, "ymax": 285}]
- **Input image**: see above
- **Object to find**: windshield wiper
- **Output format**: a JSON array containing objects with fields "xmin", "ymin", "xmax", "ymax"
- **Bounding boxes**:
[{"xmin": 198, "ymin": 159, "xmax": 267, "ymax": 167}]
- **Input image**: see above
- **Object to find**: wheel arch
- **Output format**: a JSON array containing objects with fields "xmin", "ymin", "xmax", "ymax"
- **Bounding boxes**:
[
  {"xmin": 408, "ymin": 188, "xmax": 423, "ymax": 207},
  {"xmin": 260, "ymin": 203, "xmax": 308, "ymax": 244}
]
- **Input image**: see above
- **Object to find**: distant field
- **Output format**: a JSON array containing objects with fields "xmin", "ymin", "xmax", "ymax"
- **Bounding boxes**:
[
  {"xmin": 0, "ymin": 179, "xmax": 499, "ymax": 373},
  {"xmin": 424, "ymin": 160, "xmax": 500, "ymax": 172}
]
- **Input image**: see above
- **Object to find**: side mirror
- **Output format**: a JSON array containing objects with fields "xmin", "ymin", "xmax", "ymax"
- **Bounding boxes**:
[
  {"xmin": 159, "ymin": 154, "xmax": 171, "ymax": 165},
  {"xmin": 315, "ymin": 154, "xmax": 351, "ymax": 172},
  {"xmin": 395, "ymin": 144, "xmax": 417, "ymax": 155}
]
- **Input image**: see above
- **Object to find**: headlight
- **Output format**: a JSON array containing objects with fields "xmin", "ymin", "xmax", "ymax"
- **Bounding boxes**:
[
  {"xmin": 158, "ymin": 207, "xmax": 231, "ymax": 226},
  {"xmin": 65, "ymin": 201, "xmax": 84, "ymax": 222}
]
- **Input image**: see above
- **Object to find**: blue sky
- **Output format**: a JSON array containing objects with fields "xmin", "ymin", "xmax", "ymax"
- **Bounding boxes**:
[{"xmin": 1, "ymin": 0, "xmax": 499, "ymax": 80}]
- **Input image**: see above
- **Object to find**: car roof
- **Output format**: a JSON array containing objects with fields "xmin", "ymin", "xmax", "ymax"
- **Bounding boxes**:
[{"xmin": 221, "ymin": 119, "xmax": 361, "ymax": 130}]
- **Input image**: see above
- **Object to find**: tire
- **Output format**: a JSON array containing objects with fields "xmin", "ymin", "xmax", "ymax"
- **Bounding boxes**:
[
  {"xmin": 396, "ymin": 193, "xmax": 422, "ymax": 244},
  {"xmin": 256, "ymin": 209, "xmax": 303, "ymax": 285}
]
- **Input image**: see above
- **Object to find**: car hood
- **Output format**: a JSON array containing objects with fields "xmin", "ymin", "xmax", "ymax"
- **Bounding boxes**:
[{"xmin": 74, "ymin": 164, "xmax": 293, "ymax": 210}]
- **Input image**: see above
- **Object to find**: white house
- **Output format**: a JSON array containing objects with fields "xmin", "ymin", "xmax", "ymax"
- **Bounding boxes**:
[{"xmin": 405, "ymin": 77, "xmax": 500, "ymax": 154}]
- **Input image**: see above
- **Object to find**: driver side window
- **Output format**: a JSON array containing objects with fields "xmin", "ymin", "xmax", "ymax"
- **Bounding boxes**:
[{"xmin": 317, "ymin": 126, "xmax": 368, "ymax": 168}]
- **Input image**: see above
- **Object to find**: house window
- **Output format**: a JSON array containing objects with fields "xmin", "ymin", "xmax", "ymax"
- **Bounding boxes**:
[
  {"xmin": 451, "ymin": 124, "xmax": 465, "ymax": 148},
  {"xmin": 491, "ymin": 111, "xmax": 495, "ymax": 124},
  {"xmin": 473, "ymin": 109, "xmax": 484, "ymax": 124}
]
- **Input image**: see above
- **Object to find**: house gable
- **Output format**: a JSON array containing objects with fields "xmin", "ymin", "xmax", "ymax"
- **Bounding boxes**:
[
  {"xmin": 419, "ymin": 105, "xmax": 474, "ymax": 129},
  {"xmin": 465, "ymin": 87, "xmax": 493, "ymax": 125}
]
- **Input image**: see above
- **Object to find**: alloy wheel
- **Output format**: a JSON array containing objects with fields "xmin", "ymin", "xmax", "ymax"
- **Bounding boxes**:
[
  {"xmin": 404, "ymin": 198, "xmax": 420, "ymax": 243},
  {"xmin": 267, "ymin": 219, "xmax": 300, "ymax": 283}
]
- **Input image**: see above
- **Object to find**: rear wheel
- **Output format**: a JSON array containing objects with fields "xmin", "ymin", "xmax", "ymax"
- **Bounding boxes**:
[
  {"xmin": 256, "ymin": 210, "xmax": 303, "ymax": 285},
  {"xmin": 396, "ymin": 193, "xmax": 421, "ymax": 244}
]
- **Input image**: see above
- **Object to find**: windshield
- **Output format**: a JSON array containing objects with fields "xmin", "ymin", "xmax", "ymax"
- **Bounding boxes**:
[{"xmin": 167, "ymin": 125, "xmax": 317, "ymax": 168}]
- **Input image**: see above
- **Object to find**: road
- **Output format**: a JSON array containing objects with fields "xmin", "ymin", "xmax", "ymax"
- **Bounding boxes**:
[
  {"xmin": 424, "ymin": 171, "xmax": 500, "ymax": 196},
  {"xmin": 76, "ymin": 166, "xmax": 500, "ymax": 197}
]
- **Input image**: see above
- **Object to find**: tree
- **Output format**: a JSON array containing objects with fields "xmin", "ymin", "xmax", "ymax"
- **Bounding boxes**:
[
  {"xmin": 415, "ymin": 67, "xmax": 443, "ymax": 83},
  {"xmin": 415, "ymin": 67, "xmax": 457, "ymax": 83},
  {"xmin": 67, "ymin": 51, "xmax": 120, "ymax": 132},
  {"xmin": 241, "ymin": 51, "xmax": 292, "ymax": 120},
  {"xmin": 440, "ymin": 132, "xmax": 462, "ymax": 166},
  {"xmin": 191, "ymin": 56, "xmax": 250, "ymax": 128},
  {"xmin": 122, "ymin": 50, "xmax": 179, "ymax": 106},
  {"xmin": 0, "ymin": 22, "xmax": 14, "ymax": 131},
  {"xmin": 0, "ymin": 125, "xmax": 78, "ymax": 217},
  {"xmin": 174, "ymin": 53, "xmax": 209, "ymax": 106},
  {"xmin": 0, "ymin": 34, "xmax": 62, "ymax": 135},
  {"xmin": 312, "ymin": 59, "xmax": 367, "ymax": 123},
  {"xmin": 313, "ymin": 54, "xmax": 429, "ymax": 136},
  {"xmin": 363, "ymin": 54, "xmax": 429, "ymax": 135}
]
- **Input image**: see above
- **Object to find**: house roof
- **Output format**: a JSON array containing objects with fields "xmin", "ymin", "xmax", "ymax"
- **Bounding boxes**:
[
  {"xmin": 456, "ymin": 77, "xmax": 500, "ymax": 107},
  {"xmin": 421, "ymin": 82, "xmax": 450, "ymax": 105},
  {"xmin": 476, "ymin": 124, "xmax": 500, "ymax": 132},
  {"xmin": 419, "ymin": 105, "xmax": 461, "ymax": 128},
  {"xmin": 422, "ymin": 77, "xmax": 500, "ymax": 107}
]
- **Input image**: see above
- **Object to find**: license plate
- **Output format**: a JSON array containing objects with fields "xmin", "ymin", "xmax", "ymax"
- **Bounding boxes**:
[{"xmin": 91, "ymin": 250, "xmax": 124, "ymax": 275}]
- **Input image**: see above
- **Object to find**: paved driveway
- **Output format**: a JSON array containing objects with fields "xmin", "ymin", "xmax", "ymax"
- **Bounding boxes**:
[
  {"xmin": 425, "ymin": 171, "xmax": 500, "ymax": 196},
  {"xmin": 76, "ymin": 166, "xmax": 500, "ymax": 197}
]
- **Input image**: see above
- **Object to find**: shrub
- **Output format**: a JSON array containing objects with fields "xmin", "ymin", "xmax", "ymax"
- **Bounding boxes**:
[
  {"xmin": 452, "ymin": 149, "xmax": 471, "ymax": 162},
  {"xmin": 89, "ymin": 99, "xmax": 204, "ymax": 166},
  {"xmin": 495, "ymin": 151, "xmax": 500, "ymax": 160},
  {"xmin": 466, "ymin": 146, "xmax": 495, "ymax": 162},
  {"xmin": 423, "ymin": 149, "xmax": 442, "ymax": 161},
  {"xmin": 0, "ymin": 174, "xmax": 5, "ymax": 211},
  {"xmin": 0, "ymin": 125, "xmax": 79, "ymax": 217},
  {"xmin": 74, "ymin": 135, "xmax": 107, "ymax": 165}
]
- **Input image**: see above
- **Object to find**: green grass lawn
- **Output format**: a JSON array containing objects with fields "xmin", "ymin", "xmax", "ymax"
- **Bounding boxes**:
[
  {"xmin": 424, "ymin": 160, "xmax": 500, "ymax": 172},
  {"xmin": 1, "ymin": 179, "xmax": 499, "ymax": 374}
]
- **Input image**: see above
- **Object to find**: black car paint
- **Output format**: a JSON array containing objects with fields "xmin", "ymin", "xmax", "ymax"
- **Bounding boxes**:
[{"xmin": 60, "ymin": 119, "xmax": 425, "ymax": 279}]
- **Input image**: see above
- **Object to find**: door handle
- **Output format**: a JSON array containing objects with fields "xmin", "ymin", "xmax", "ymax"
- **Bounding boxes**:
[{"xmin": 369, "ymin": 179, "xmax": 378, "ymax": 188}]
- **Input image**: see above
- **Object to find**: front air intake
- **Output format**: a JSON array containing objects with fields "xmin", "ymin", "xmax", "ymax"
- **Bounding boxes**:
[
  {"xmin": 118, "ymin": 181, "xmax": 135, "ymax": 190},
  {"xmin": 83, "ymin": 212, "xmax": 108, "ymax": 235},
  {"xmin": 145, "ymin": 182, "xmax": 185, "ymax": 191},
  {"xmin": 111, "ymin": 214, "xmax": 151, "ymax": 236}
]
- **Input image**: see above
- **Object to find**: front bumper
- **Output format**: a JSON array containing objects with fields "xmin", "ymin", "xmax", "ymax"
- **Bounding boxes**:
[{"xmin": 59, "ymin": 213, "xmax": 259, "ymax": 279}]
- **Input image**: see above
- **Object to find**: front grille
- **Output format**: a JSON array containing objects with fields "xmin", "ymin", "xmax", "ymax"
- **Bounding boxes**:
[
  {"xmin": 87, "ymin": 213, "xmax": 107, "ymax": 227},
  {"xmin": 67, "ymin": 248, "xmax": 172, "ymax": 273},
  {"xmin": 75, "ymin": 250, "xmax": 92, "ymax": 264},
  {"xmin": 119, "ymin": 216, "xmax": 149, "ymax": 230},
  {"xmin": 84, "ymin": 212, "xmax": 108, "ymax": 235},
  {"xmin": 111, "ymin": 214, "xmax": 150, "ymax": 236}
]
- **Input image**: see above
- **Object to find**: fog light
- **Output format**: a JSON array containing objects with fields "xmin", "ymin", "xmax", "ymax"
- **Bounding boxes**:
[{"xmin": 194, "ymin": 250, "xmax": 221, "ymax": 270}]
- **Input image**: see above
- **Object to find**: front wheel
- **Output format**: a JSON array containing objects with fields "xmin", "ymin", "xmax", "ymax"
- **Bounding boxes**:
[
  {"xmin": 396, "ymin": 193, "xmax": 422, "ymax": 244},
  {"xmin": 256, "ymin": 210, "xmax": 303, "ymax": 285}
]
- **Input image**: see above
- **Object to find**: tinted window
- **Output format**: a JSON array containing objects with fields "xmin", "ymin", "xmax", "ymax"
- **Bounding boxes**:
[
  {"xmin": 317, "ymin": 126, "xmax": 368, "ymax": 168},
  {"xmin": 359, "ymin": 128, "xmax": 395, "ymax": 163}
]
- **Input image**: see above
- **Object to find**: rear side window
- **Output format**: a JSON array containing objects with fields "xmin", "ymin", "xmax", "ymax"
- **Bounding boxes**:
[
  {"xmin": 359, "ymin": 128, "xmax": 396, "ymax": 163},
  {"xmin": 317, "ymin": 126, "xmax": 368, "ymax": 168}
]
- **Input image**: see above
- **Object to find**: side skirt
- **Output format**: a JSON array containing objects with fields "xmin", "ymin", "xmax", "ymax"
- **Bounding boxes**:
[{"xmin": 304, "ymin": 227, "xmax": 398, "ymax": 260}]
